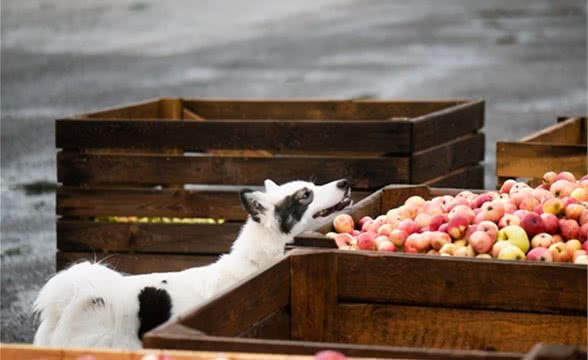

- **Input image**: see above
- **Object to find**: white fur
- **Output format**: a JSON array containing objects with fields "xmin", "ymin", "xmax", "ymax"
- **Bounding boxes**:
[{"xmin": 33, "ymin": 179, "xmax": 350, "ymax": 349}]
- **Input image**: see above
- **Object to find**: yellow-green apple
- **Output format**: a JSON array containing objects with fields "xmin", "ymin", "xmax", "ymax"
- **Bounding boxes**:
[
  {"xmin": 498, "ymin": 225, "xmax": 530, "ymax": 253},
  {"xmin": 333, "ymin": 214, "xmax": 354, "ymax": 233},
  {"xmin": 571, "ymin": 187, "xmax": 588, "ymax": 202},
  {"xmin": 429, "ymin": 231, "xmax": 451, "ymax": 250},
  {"xmin": 480, "ymin": 200, "xmax": 505, "ymax": 222},
  {"xmin": 439, "ymin": 243, "xmax": 458, "ymax": 256},
  {"xmin": 499, "ymin": 214, "xmax": 520, "ymax": 228},
  {"xmin": 498, "ymin": 245, "xmax": 526, "ymax": 260},
  {"xmin": 566, "ymin": 239, "xmax": 582, "ymax": 253},
  {"xmin": 531, "ymin": 233, "xmax": 553, "ymax": 248},
  {"xmin": 559, "ymin": 219, "xmax": 580, "ymax": 240},
  {"xmin": 454, "ymin": 245, "xmax": 475, "ymax": 257},
  {"xmin": 357, "ymin": 232, "xmax": 377, "ymax": 251},
  {"xmin": 453, "ymin": 239, "xmax": 467, "ymax": 248},
  {"xmin": 469, "ymin": 231, "xmax": 494, "ymax": 254},
  {"xmin": 491, "ymin": 240, "xmax": 512, "ymax": 257},
  {"xmin": 500, "ymin": 179, "xmax": 517, "ymax": 194},
  {"xmin": 543, "ymin": 198, "xmax": 564, "ymax": 216},
  {"xmin": 542, "ymin": 171, "xmax": 558, "ymax": 187},
  {"xmin": 540, "ymin": 213, "xmax": 559, "ymax": 234},
  {"xmin": 447, "ymin": 216, "xmax": 469, "ymax": 240},
  {"xmin": 527, "ymin": 247, "xmax": 553, "ymax": 262},
  {"xmin": 565, "ymin": 203, "xmax": 585, "ymax": 221},
  {"xmin": 520, "ymin": 213, "xmax": 546, "ymax": 237},
  {"xmin": 388, "ymin": 229, "xmax": 408, "ymax": 247},
  {"xmin": 549, "ymin": 242, "xmax": 572, "ymax": 262}
]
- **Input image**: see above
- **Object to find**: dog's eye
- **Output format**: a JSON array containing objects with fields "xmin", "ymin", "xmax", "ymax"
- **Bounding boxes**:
[{"xmin": 301, "ymin": 190, "xmax": 311, "ymax": 199}]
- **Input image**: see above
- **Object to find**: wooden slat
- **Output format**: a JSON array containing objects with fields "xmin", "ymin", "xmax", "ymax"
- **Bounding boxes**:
[
  {"xmin": 57, "ymin": 187, "xmax": 247, "ymax": 220},
  {"xmin": 337, "ymin": 252, "xmax": 586, "ymax": 314},
  {"xmin": 183, "ymin": 99, "xmax": 466, "ymax": 120},
  {"xmin": 56, "ymin": 119, "xmax": 412, "ymax": 153},
  {"xmin": 336, "ymin": 303, "xmax": 587, "ymax": 353},
  {"xmin": 412, "ymin": 100, "xmax": 484, "ymax": 152},
  {"xmin": 81, "ymin": 99, "xmax": 165, "ymax": 120},
  {"xmin": 57, "ymin": 152, "xmax": 410, "ymax": 188},
  {"xmin": 57, "ymin": 220, "xmax": 237, "ymax": 254},
  {"xmin": 179, "ymin": 257, "xmax": 290, "ymax": 336},
  {"xmin": 56, "ymin": 252, "xmax": 217, "ymax": 274},
  {"xmin": 145, "ymin": 323, "xmax": 521, "ymax": 359},
  {"xmin": 496, "ymin": 142, "xmax": 587, "ymax": 181},
  {"xmin": 411, "ymin": 132, "xmax": 485, "ymax": 183},
  {"xmin": 238, "ymin": 308, "xmax": 291, "ymax": 340},
  {"xmin": 290, "ymin": 252, "xmax": 338, "ymax": 343},
  {"xmin": 424, "ymin": 164, "xmax": 485, "ymax": 189},
  {"xmin": 521, "ymin": 117, "xmax": 586, "ymax": 144}
]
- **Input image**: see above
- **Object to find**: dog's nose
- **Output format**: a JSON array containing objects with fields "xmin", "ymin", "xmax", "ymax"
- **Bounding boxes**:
[{"xmin": 337, "ymin": 179, "xmax": 351, "ymax": 190}]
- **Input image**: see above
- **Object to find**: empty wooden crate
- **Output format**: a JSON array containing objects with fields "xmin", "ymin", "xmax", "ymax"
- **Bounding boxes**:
[
  {"xmin": 144, "ymin": 251, "xmax": 586, "ymax": 356},
  {"xmin": 56, "ymin": 99, "xmax": 485, "ymax": 273}
]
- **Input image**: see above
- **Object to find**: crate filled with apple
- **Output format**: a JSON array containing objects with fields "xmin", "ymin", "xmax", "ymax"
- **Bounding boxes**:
[{"xmin": 295, "ymin": 171, "xmax": 588, "ymax": 265}]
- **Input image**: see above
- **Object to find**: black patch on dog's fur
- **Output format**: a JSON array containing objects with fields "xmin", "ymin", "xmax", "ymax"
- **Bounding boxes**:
[
  {"xmin": 161, "ymin": 280, "xmax": 167, "ymax": 284},
  {"xmin": 275, "ymin": 188, "xmax": 313, "ymax": 234},
  {"xmin": 137, "ymin": 287, "xmax": 172, "ymax": 340},
  {"xmin": 90, "ymin": 297, "xmax": 105, "ymax": 306},
  {"xmin": 240, "ymin": 189, "xmax": 266, "ymax": 222}
]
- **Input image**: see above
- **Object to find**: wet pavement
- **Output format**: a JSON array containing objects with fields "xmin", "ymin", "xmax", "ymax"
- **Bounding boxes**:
[{"xmin": 1, "ymin": 0, "xmax": 586, "ymax": 343}]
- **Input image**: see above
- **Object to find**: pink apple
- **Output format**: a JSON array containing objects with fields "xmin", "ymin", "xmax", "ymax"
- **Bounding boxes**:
[
  {"xmin": 447, "ymin": 216, "xmax": 469, "ymax": 240},
  {"xmin": 573, "ymin": 250, "xmax": 587, "ymax": 261},
  {"xmin": 476, "ymin": 221, "xmax": 499, "ymax": 240},
  {"xmin": 446, "ymin": 197, "xmax": 470, "ymax": 212},
  {"xmin": 377, "ymin": 240, "xmax": 396, "ymax": 252},
  {"xmin": 377, "ymin": 224, "xmax": 394, "ymax": 237},
  {"xmin": 375, "ymin": 235, "xmax": 390, "ymax": 247},
  {"xmin": 542, "ymin": 171, "xmax": 558, "ymax": 186},
  {"xmin": 532, "ymin": 204, "xmax": 544, "ymax": 215},
  {"xmin": 502, "ymin": 200, "xmax": 517, "ymax": 214},
  {"xmin": 448, "ymin": 205, "xmax": 475, "ymax": 223},
  {"xmin": 469, "ymin": 231, "xmax": 494, "ymax": 254},
  {"xmin": 510, "ymin": 188, "xmax": 534, "ymax": 208},
  {"xmin": 333, "ymin": 214, "xmax": 354, "ymax": 233},
  {"xmin": 565, "ymin": 203, "xmax": 585, "ymax": 221},
  {"xmin": 580, "ymin": 210, "xmax": 588, "ymax": 226},
  {"xmin": 424, "ymin": 201, "xmax": 444, "ymax": 216},
  {"xmin": 357, "ymin": 232, "xmax": 376, "ymax": 251},
  {"xmin": 414, "ymin": 213, "xmax": 432, "ymax": 229},
  {"xmin": 397, "ymin": 205, "xmax": 418, "ymax": 220},
  {"xmin": 583, "ymin": 241, "xmax": 588, "ymax": 252},
  {"xmin": 404, "ymin": 233, "xmax": 424, "ymax": 253},
  {"xmin": 559, "ymin": 219, "xmax": 580, "ymax": 240},
  {"xmin": 438, "ymin": 223, "xmax": 449, "ymax": 233},
  {"xmin": 472, "ymin": 194, "xmax": 494, "ymax": 209},
  {"xmin": 398, "ymin": 219, "xmax": 420, "ymax": 236},
  {"xmin": 579, "ymin": 223, "xmax": 588, "ymax": 243},
  {"xmin": 499, "ymin": 179, "xmax": 517, "ymax": 194},
  {"xmin": 509, "ymin": 182, "xmax": 530, "ymax": 195},
  {"xmin": 359, "ymin": 216, "xmax": 373, "ymax": 228},
  {"xmin": 334, "ymin": 233, "xmax": 354, "ymax": 249},
  {"xmin": 513, "ymin": 209, "xmax": 530, "ymax": 221},
  {"xmin": 499, "ymin": 214, "xmax": 521, "ymax": 228},
  {"xmin": 520, "ymin": 213, "xmax": 546, "ymax": 237},
  {"xmin": 405, "ymin": 195, "xmax": 426, "ymax": 209},
  {"xmin": 429, "ymin": 231, "xmax": 451, "ymax": 250},
  {"xmin": 550, "ymin": 180, "xmax": 576, "ymax": 198},
  {"xmin": 465, "ymin": 224, "xmax": 477, "ymax": 240},
  {"xmin": 527, "ymin": 247, "xmax": 553, "ymax": 262},
  {"xmin": 388, "ymin": 229, "xmax": 408, "ymax": 247},
  {"xmin": 531, "ymin": 233, "xmax": 553, "ymax": 248},
  {"xmin": 540, "ymin": 213, "xmax": 559, "ymax": 234},
  {"xmin": 532, "ymin": 188, "xmax": 554, "ymax": 203},
  {"xmin": 556, "ymin": 171, "xmax": 576, "ymax": 182},
  {"xmin": 481, "ymin": 200, "xmax": 505, "ymax": 222},
  {"xmin": 519, "ymin": 196, "xmax": 540, "ymax": 211},
  {"xmin": 351, "ymin": 230, "xmax": 361, "ymax": 236},
  {"xmin": 428, "ymin": 214, "xmax": 449, "ymax": 231}
]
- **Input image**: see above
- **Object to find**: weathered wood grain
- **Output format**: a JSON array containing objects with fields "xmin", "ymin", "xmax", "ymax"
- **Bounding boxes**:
[
  {"xmin": 521, "ymin": 117, "xmax": 586, "ymax": 144},
  {"xmin": 424, "ymin": 164, "xmax": 485, "ymax": 188}
]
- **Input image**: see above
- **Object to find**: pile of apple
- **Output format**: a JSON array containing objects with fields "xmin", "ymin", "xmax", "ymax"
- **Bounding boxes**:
[{"xmin": 329, "ymin": 171, "xmax": 588, "ymax": 264}]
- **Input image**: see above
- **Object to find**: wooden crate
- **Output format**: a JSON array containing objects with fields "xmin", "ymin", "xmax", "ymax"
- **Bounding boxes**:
[
  {"xmin": 144, "ymin": 251, "xmax": 586, "ymax": 356},
  {"xmin": 496, "ymin": 116, "xmax": 587, "ymax": 187},
  {"xmin": 2, "ymin": 344, "xmax": 585, "ymax": 360},
  {"xmin": 56, "ymin": 99, "xmax": 484, "ymax": 273}
]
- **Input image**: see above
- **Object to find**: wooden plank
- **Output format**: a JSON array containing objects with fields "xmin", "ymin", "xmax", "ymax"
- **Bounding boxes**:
[
  {"xmin": 521, "ymin": 117, "xmax": 586, "ymax": 144},
  {"xmin": 57, "ymin": 186, "xmax": 247, "ymax": 220},
  {"xmin": 0, "ymin": 345, "xmax": 62, "ymax": 360},
  {"xmin": 411, "ymin": 132, "xmax": 485, "ymax": 183},
  {"xmin": 412, "ymin": 100, "xmax": 484, "ymax": 152},
  {"xmin": 290, "ymin": 252, "xmax": 337, "ymax": 343},
  {"xmin": 80, "ymin": 99, "xmax": 165, "ymax": 120},
  {"xmin": 179, "ymin": 257, "xmax": 290, "ymax": 336},
  {"xmin": 238, "ymin": 308, "xmax": 291, "ymax": 340},
  {"xmin": 424, "ymin": 164, "xmax": 485, "ymax": 189},
  {"xmin": 337, "ymin": 252, "xmax": 586, "ymax": 314},
  {"xmin": 183, "ymin": 99, "xmax": 467, "ymax": 120},
  {"xmin": 496, "ymin": 142, "xmax": 587, "ymax": 181},
  {"xmin": 56, "ymin": 252, "xmax": 217, "ymax": 274},
  {"xmin": 57, "ymin": 152, "xmax": 410, "ymax": 189},
  {"xmin": 56, "ymin": 119, "xmax": 412, "ymax": 153},
  {"xmin": 57, "ymin": 220, "xmax": 237, "ymax": 254},
  {"xmin": 336, "ymin": 303, "xmax": 587, "ymax": 353},
  {"xmin": 145, "ymin": 323, "xmax": 521, "ymax": 359}
]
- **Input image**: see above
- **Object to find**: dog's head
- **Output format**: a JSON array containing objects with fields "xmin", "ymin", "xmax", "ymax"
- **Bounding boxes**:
[{"xmin": 240, "ymin": 178, "xmax": 352, "ymax": 235}]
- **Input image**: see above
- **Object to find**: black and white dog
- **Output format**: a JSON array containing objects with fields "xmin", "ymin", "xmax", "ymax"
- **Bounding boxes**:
[{"xmin": 33, "ymin": 179, "xmax": 351, "ymax": 348}]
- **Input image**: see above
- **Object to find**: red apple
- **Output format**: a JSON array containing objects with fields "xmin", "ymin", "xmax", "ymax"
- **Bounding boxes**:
[
  {"xmin": 559, "ymin": 219, "xmax": 580, "ymax": 240},
  {"xmin": 527, "ymin": 247, "xmax": 553, "ymax": 262},
  {"xmin": 398, "ymin": 219, "xmax": 420, "ymax": 236},
  {"xmin": 499, "ymin": 179, "xmax": 517, "ymax": 194},
  {"xmin": 472, "ymin": 193, "xmax": 494, "ymax": 209},
  {"xmin": 447, "ymin": 216, "xmax": 469, "ymax": 240},
  {"xmin": 520, "ymin": 213, "xmax": 546, "ymax": 237},
  {"xmin": 579, "ymin": 223, "xmax": 588, "ymax": 243},
  {"xmin": 357, "ymin": 232, "xmax": 376, "ymax": 251},
  {"xmin": 540, "ymin": 213, "xmax": 559, "ymax": 234},
  {"xmin": 359, "ymin": 216, "xmax": 373, "ymax": 228},
  {"xmin": 476, "ymin": 221, "xmax": 498, "ymax": 240},
  {"xmin": 428, "ymin": 214, "xmax": 449, "ymax": 231},
  {"xmin": 469, "ymin": 231, "xmax": 494, "ymax": 254}
]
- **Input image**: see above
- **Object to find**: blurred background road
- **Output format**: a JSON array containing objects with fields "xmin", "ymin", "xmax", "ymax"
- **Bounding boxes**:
[{"xmin": 1, "ymin": 0, "xmax": 586, "ymax": 342}]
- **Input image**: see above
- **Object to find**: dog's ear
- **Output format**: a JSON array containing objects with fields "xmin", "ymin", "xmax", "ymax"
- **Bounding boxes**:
[
  {"xmin": 240, "ymin": 189, "xmax": 267, "ymax": 222},
  {"xmin": 264, "ymin": 179, "xmax": 279, "ymax": 193}
]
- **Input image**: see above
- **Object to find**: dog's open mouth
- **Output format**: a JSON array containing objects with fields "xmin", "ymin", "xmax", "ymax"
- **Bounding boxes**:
[{"xmin": 313, "ymin": 195, "xmax": 353, "ymax": 219}]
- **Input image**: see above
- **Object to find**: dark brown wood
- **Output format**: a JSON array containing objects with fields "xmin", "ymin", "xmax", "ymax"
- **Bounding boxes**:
[
  {"xmin": 336, "ymin": 303, "xmax": 586, "ymax": 353},
  {"xmin": 523, "ymin": 344, "xmax": 588, "ymax": 360},
  {"xmin": 56, "ymin": 252, "xmax": 216, "ymax": 274},
  {"xmin": 57, "ymin": 151, "xmax": 410, "ymax": 188},
  {"xmin": 56, "ymin": 119, "xmax": 412, "ymax": 153},
  {"xmin": 238, "ymin": 308, "xmax": 291, "ymax": 340},
  {"xmin": 412, "ymin": 100, "xmax": 484, "ymax": 151},
  {"xmin": 81, "ymin": 99, "xmax": 175, "ymax": 120},
  {"xmin": 179, "ymin": 256, "xmax": 290, "ymax": 336},
  {"xmin": 411, "ymin": 132, "xmax": 485, "ymax": 183},
  {"xmin": 145, "ymin": 323, "xmax": 521, "ymax": 359},
  {"xmin": 521, "ymin": 117, "xmax": 586, "ymax": 144},
  {"xmin": 57, "ymin": 186, "xmax": 248, "ymax": 220},
  {"xmin": 337, "ymin": 252, "xmax": 587, "ymax": 314},
  {"xmin": 424, "ymin": 164, "xmax": 485, "ymax": 188},
  {"xmin": 290, "ymin": 252, "xmax": 337, "ymax": 343},
  {"xmin": 57, "ymin": 220, "xmax": 237, "ymax": 254}
]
